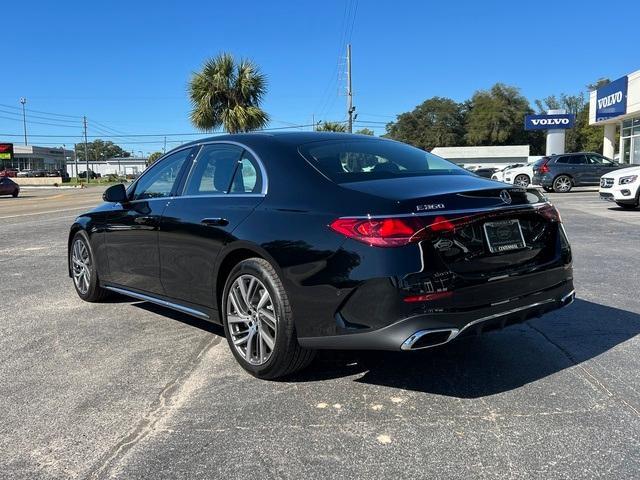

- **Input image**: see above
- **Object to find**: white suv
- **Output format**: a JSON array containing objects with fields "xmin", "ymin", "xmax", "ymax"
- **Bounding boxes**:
[
  {"xmin": 599, "ymin": 165, "xmax": 640, "ymax": 209},
  {"xmin": 492, "ymin": 164, "xmax": 534, "ymax": 187}
]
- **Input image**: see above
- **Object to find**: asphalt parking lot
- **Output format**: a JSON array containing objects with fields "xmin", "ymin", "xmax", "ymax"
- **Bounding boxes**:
[{"xmin": 1, "ymin": 186, "xmax": 639, "ymax": 479}]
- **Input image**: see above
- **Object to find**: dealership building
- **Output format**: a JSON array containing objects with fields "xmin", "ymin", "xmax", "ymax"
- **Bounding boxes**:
[
  {"xmin": 4, "ymin": 145, "xmax": 74, "ymax": 172},
  {"xmin": 589, "ymin": 69, "xmax": 640, "ymax": 164}
]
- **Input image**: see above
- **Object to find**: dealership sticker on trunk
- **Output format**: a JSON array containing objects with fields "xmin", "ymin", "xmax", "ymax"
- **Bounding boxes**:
[{"xmin": 483, "ymin": 219, "xmax": 526, "ymax": 253}]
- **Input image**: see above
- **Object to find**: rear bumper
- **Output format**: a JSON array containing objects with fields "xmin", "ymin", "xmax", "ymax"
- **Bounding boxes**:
[{"xmin": 298, "ymin": 279, "xmax": 574, "ymax": 351}]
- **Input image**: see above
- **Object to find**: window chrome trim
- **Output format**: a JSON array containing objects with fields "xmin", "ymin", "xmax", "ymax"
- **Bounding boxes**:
[
  {"xmin": 126, "ymin": 139, "xmax": 268, "ymax": 201},
  {"xmin": 104, "ymin": 285, "xmax": 210, "ymax": 320}
]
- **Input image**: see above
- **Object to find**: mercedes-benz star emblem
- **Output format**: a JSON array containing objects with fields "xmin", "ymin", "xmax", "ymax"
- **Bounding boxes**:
[{"xmin": 499, "ymin": 190, "xmax": 512, "ymax": 205}]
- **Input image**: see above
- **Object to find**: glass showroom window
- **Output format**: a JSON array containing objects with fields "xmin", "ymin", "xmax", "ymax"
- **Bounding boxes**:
[{"xmin": 621, "ymin": 118, "xmax": 640, "ymax": 164}]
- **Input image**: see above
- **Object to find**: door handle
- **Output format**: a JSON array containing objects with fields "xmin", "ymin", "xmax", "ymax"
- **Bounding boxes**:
[
  {"xmin": 135, "ymin": 215, "xmax": 159, "ymax": 226},
  {"xmin": 201, "ymin": 217, "xmax": 229, "ymax": 227}
]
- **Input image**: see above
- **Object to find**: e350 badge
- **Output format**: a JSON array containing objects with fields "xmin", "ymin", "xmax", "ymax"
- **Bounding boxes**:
[{"xmin": 416, "ymin": 203, "xmax": 445, "ymax": 211}]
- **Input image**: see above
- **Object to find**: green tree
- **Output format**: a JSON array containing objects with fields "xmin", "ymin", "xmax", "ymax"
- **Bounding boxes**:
[
  {"xmin": 385, "ymin": 97, "xmax": 466, "ymax": 150},
  {"xmin": 315, "ymin": 121, "xmax": 347, "ymax": 132},
  {"xmin": 355, "ymin": 128, "xmax": 374, "ymax": 136},
  {"xmin": 74, "ymin": 140, "xmax": 131, "ymax": 162},
  {"xmin": 146, "ymin": 151, "xmax": 163, "ymax": 165},
  {"xmin": 465, "ymin": 83, "xmax": 532, "ymax": 146},
  {"xmin": 189, "ymin": 53, "xmax": 269, "ymax": 133}
]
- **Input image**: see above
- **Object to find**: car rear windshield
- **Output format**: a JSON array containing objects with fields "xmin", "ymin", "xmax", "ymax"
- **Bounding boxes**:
[{"xmin": 298, "ymin": 139, "xmax": 468, "ymax": 183}]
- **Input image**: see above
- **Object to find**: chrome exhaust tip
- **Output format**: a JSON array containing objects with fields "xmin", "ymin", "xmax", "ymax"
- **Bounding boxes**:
[
  {"xmin": 560, "ymin": 290, "xmax": 575, "ymax": 307},
  {"xmin": 401, "ymin": 328, "xmax": 459, "ymax": 351}
]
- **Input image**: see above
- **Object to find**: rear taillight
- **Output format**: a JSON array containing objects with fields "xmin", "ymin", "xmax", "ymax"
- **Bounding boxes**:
[
  {"xmin": 329, "ymin": 215, "xmax": 456, "ymax": 247},
  {"xmin": 537, "ymin": 203, "xmax": 561, "ymax": 222},
  {"xmin": 538, "ymin": 158, "xmax": 551, "ymax": 174}
]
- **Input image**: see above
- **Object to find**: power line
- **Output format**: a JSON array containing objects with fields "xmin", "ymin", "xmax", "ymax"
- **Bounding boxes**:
[
  {"xmin": 0, "ymin": 114, "xmax": 83, "ymax": 129},
  {"xmin": 0, "ymin": 102, "xmax": 82, "ymax": 119},
  {"xmin": 0, "ymin": 123, "xmax": 321, "ymax": 139}
]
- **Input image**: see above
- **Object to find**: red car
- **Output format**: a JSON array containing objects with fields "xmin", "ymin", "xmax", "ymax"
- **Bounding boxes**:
[
  {"xmin": 0, "ymin": 177, "xmax": 19, "ymax": 197},
  {"xmin": 0, "ymin": 168, "xmax": 18, "ymax": 178}
]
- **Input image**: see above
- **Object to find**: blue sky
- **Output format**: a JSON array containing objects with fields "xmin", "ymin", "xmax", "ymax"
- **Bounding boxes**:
[{"xmin": 1, "ymin": 0, "xmax": 638, "ymax": 154}]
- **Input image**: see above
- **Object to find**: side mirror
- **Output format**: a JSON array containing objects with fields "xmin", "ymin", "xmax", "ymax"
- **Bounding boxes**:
[{"xmin": 103, "ymin": 183, "xmax": 128, "ymax": 203}]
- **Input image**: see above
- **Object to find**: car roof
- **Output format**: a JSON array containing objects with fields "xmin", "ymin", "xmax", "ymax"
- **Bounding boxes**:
[
  {"xmin": 174, "ymin": 131, "xmax": 387, "ymax": 151},
  {"xmin": 550, "ymin": 151, "xmax": 600, "ymax": 157}
]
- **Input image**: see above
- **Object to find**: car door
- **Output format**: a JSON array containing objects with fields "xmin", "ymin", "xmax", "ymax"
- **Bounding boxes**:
[
  {"xmin": 103, "ymin": 146, "xmax": 198, "ymax": 295},
  {"xmin": 566, "ymin": 155, "xmax": 590, "ymax": 185},
  {"xmin": 588, "ymin": 154, "xmax": 619, "ymax": 178},
  {"xmin": 159, "ymin": 143, "xmax": 266, "ymax": 308},
  {"xmin": 0, "ymin": 177, "xmax": 10, "ymax": 195}
]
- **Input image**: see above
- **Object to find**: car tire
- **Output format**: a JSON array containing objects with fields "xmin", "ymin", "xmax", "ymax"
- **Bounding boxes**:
[
  {"xmin": 616, "ymin": 202, "xmax": 638, "ymax": 210},
  {"xmin": 514, "ymin": 174, "xmax": 530, "ymax": 187},
  {"xmin": 12, "ymin": 190, "xmax": 18, "ymax": 198},
  {"xmin": 70, "ymin": 231, "xmax": 110, "ymax": 302},
  {"xmin": 222, "ymin": 257, "xmax": 315, "ymax": 380},
  {"xmin": 552, "ymin": 175, "xmax": 573, "ymax": 193}
]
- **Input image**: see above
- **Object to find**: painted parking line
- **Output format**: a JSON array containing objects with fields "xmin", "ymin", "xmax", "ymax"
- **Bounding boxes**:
[{"xmin": 0, "ymin": 206, "xmax": 92, "ymax": 219}]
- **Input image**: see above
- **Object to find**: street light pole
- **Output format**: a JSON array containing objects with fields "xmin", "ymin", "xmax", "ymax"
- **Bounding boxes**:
[{"xmin": 20, "ymin": 97, "xmax": 27, "ymax": 145}]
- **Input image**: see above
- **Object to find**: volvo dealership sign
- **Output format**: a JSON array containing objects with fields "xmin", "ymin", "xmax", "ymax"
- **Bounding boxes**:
[
  {"xmin": 595, "ymin": 76, "xmax": 628, "ymax": 121},
  {"xmin": 524, "ymin": 114, "xmax": 575, "ymax": 130}
]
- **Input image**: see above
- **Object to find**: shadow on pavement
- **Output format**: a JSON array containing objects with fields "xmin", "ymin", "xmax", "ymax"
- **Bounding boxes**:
[
  {"xmin": 116, "ymin": 296, "xmax": 639, "ymax": 398},
  {"xmin": 289, "ymin": 299, "xmax": 640, "ymax": 397}
]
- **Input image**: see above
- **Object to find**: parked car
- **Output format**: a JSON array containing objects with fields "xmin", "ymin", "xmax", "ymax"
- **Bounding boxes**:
[
  {"xmin": 46, "ymin": 169, "xmax": 70, "ymax": 180},
  {"xmin": 16, "ymin": 170, "xmax": 32, "ymax": 177},
  {"xmin": 0, "ymin": 177, "xmax": 19, "ymax": 197},
  {"xmin": 490, "ymin": 163, "xmax": 525, "ymax": 182},
  {"xmin": 532, "ymin": 152, "xmax": 624, "ymax": 193},
  {"xmin": 68, "ymin": 133, "xmax": 574, "ymax": 379},
  {"xmin": 0, "ymin": 168, "xmax": 18, "ymax": 177},
  {"xmin": 499, "ymin": 164, "xmax": 535, "ymax": 187},
  {"xmin": 471, "ymin": 167, "xmax": 501, "ymax": 178},
  {"xmin": 599, "ymin": 165, "xmax": 640, "ymax": 209}
]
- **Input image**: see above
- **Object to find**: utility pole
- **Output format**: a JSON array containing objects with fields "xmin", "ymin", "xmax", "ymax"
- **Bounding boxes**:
[
  {"xmin": 74, "ymin": 143, "xmax": 78, "ymax": 179},
  {"xmin": 163, "ymin": 136, "xmax": 167, "ymax": 154},
  {"xmin": 83, "ymin": 116, "xmax": 89, "ymax": 184},
  {"xmin": 346, "ymin": 44, "xmax": 355, "ymax": 133},
  {"xmin": 20, "ymin": 97, "xmax": 28, "ymax": 145}
]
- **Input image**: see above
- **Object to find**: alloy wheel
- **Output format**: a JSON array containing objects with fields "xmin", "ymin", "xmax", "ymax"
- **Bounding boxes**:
[
  {"xmin": 71, "ymin": 239, "xmax": 91, "ymax": 295},
  {"xmin": 554, "ymin": 176, "xmax": 572, "ymax": 192},
  {"xmin": 514, "ymin": 174, "xmax": 530, "ymax": 187},
  {"xmin": 227, "ymin": 274, "xmax": 277, "ymax": 366}
]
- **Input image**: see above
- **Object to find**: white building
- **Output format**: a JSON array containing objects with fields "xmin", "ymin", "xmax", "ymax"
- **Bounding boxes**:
[
  {"xmin": 6, "ymin": 145, "xmax": 74, "ymax": 172},
  {"xmin": 67, "ymin": 157, "xmax": 147, "ymax": 177},
  {"xmin": 430, "ymin": 145, "xmax": 535, "ymax": 169},
  {"xmin": 589, "ymin": 69, "xmax": 640, "ymax": 164}
]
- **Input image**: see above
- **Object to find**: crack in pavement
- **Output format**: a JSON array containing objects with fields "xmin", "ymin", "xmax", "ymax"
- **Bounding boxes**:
[
  {"xmin": 526, "ymin": 323, "xmax": 640, "ymax": 417},
  {"xmin": 85, "ymin": 333, "xmax": 223, "ymax": 480}
]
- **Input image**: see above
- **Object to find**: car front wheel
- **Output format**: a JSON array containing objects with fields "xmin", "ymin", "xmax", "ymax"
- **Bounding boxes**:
[
  {"xmin": 12, "ymin": 189, "xmax": 18, "ymax": 197},
  {"xmin": 553, "ymin": 175, "xmax": 573, "ymax": 193},
  {"xmin": 222, "ymin": 257, "xmax": 315, "ymax": 379},
  {"xmin": 70, "ymin": 231, "xmax": 110, "ymax": 302}
]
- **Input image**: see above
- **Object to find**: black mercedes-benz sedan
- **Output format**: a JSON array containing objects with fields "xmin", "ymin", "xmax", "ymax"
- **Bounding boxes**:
[{"xmin": 68, "ymin": 132, "xmax": 574, "ymax": 379}]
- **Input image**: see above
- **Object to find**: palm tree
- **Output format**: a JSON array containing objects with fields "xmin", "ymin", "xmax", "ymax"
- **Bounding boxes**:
[
  {"xmin": 189, "ymin": 53, "xmax": 269, "ymax": 133},
  {"xmin": 315, "ymin": 121, "xmax": 347, "ymax": 132}
]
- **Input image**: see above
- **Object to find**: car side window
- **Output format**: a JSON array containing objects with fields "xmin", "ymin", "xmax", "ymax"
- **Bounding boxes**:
[
  {"xmin": 184, "ymin": 144, "xmax": 243, "ymax": 196},
  {"xmin": 554, "ymin": 156, "xmax": 569, "ymax": 164},
  {"xmin": 229, "ymin": 150, "xmax": 263, "ymax": 194},
  {"xmin": 568, "ymin": 155, "xmax": 587, "ymax": 165},
  {"xmin": 131, "ymin": 148, "xmax": 195, "ymax": 201}
]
